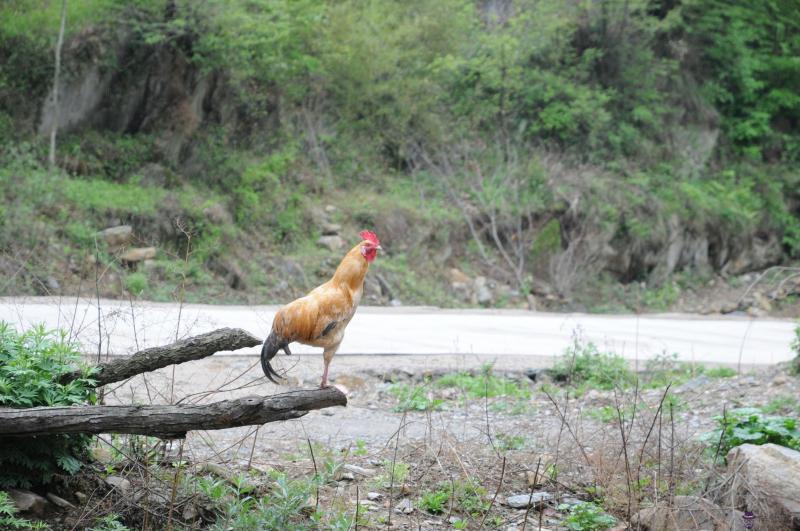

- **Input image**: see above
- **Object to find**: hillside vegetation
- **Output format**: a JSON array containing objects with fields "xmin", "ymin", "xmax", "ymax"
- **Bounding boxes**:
[{"xmin": 1, "ymin": 0, "xmax": 799, "ymax": 311}]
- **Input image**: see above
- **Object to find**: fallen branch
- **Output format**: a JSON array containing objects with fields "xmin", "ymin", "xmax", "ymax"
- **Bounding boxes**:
[
  {"xmin": 0, "ymin": 387, "xmax": 346, "ymax": 439},
  {"xmin": 62, "ymin": 327, "xmax": 261, "ymax": 387}
]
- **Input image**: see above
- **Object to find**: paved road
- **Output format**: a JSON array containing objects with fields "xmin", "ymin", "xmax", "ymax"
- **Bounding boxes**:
[{"xmin": 0, "ymin": 296, "xmax": 795, "ymax": 367}]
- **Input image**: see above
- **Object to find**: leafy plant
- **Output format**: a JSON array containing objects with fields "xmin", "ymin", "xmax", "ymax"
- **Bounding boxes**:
[
  {"xmin": 0, "ymin": 323, "xmax": 97, "ymax": 487},
  {"xmin": 88, "ymin": 514, "xmax": 130, "ymax": 531},
  {"xmin": 374, "ymin": 460, "xmax": 410, "ymax": 490},
  {"xmin": 388, "ymin": 383, "xmax": 443, "ymax": 412},
  {"xmin": 0, "ymin": 491, "xmax": 47, "ymax": 530},
  {"xmin": 551, "ymin": 334, "xmax": 634, "ymax": 391},
  {"xmin": 703, "ymin": 407, "xmax": 800, "ymax": 459},
  {"xmin": 453, "ymin": 478, "xmax": 489, "ymax": 516},
  {"xmin": 558, "ymin": 501, "xmax": 617, "ymax": 530},
  {"xmin": 419, "ymin": 487, "xmax": 450, "ymax": 514},
  {"xmin": 496, "ymin": 433, "xmax": 526, "ymax": 451},
  {"xmin": 436, "ymin": 364, "xmax": 531, "ymax": 399}
]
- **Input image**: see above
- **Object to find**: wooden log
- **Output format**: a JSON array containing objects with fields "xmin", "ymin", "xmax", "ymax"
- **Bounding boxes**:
[
  {"xmin": 0, "ymin": 388, "xmax": 346, "ymax": 439},
  {"xmin": 61, "ymin": 328, "xmax": 261, "ymax": 387}
]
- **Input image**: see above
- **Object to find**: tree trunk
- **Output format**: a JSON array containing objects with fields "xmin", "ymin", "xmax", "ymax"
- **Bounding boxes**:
[
  {"xmin": 61, "ymin": 327, "xmax": 262, "ymax": 387},
  {"xmin": 0, "ymin": 388, "xmax": 346, "ymax": 439},
  {"xmin": 48, "ymin": 0, "xmax": 68, "ymax": 169}
]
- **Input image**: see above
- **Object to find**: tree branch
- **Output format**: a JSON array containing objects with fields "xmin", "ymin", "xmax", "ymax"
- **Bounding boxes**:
[
  {"xmin": 0, "ymin": 388, "xmax": 347, "ymax": 439},
  {"xmin": 62, "ymin": 328, "xmax": 262, "ymax": 387}
]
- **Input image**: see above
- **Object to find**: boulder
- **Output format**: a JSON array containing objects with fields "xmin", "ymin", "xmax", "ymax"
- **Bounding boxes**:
[
  {"xmin": 317, "ymin": 235, "xmax": 345, "ymax": 251},
  {"xmin": 7, "ymin": 489, "xmax": 50, "ymax": 516},
  {"xmin": 321, "ymin": 222, "xmax": 342, "ymax": 235},
  {"xmin": 97, "ymin": 225, "xmax": 133, "ymax": 247},
  {"xmin": 506, "ymin": 491, "xmax": 552, "ymax": 509},
  {"xmin": 46, "ymin": 493, "xmax": 75, "ymax": 509},
  {"xmin": 726, "ymin": 443, "xmax": 800, "ymax": 529},
  {"xmin": 449, "ymin": 268, "xmax": 472, "ymax": 285},
  {"xmin": 632, "ymin": 495, "xmax": 745, "ymax": 530},
  {"xmin": 474, "ymin": 276, "xmax": 493, "ymax": 305},
  {"xmin": 105, "ymin": 475, "xmax": 133, "ymax": 495},
  {"xmin": 120, "ymin": 247, "xmax": 157, "ymax": 263}
]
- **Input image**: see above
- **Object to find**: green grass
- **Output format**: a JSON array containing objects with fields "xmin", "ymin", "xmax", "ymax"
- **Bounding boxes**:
[
  {"xmin": 62, "ymin": 178, "xmax": 165, "ymax": 216},
  {"xmin": 387, "ymin": 383, "xmax": 443, "ymax": 412},
  {"xmin": 436, "ymin": 364, "xmax": 531, "ymax": 399},
  {"xmin": 551, "ymin": 335, "xmax": 635, "ymax": 392},
  {"xmin": 761, "ymin": 395, "xmax": 800, "ymax": 415},
  {"xmin": 419, "ymin": 487, "xmax": 450, "ymax": 514}
]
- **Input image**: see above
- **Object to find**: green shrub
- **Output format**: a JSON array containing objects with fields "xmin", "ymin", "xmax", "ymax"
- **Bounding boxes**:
[
  {"xmin": 0, "ymin": 323, "xmax": 97, "ymax": 487},
  {"xmin": 387, "ymin": 383, "xmax": 443, "ymax": 412},
  {"xmin": 551, "ymin": 335, "xmax": 634, "ymax": 391},
  {"xmin": 419, "ymin": 487, "xmax": 449, "ymax": 514},
  {"xmin": 124, "ymin": 272, "xmax": 148, "ymax": 296},
  {"xmin": 703, "ymin": 407, "xmax": 800, "ymax": 460},
  {"xmin": 436, "ymin": 364, "xmax": 531, "ymax": 399},
  {"xmin": 559, "ymin": 501, "xmax": 617, "ymax": 530}
]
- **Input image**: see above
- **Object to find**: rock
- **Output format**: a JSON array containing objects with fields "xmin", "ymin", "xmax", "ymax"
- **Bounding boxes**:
[
  {"xmin": 449, "ymin": 268, "xmax": 472, "ymax": 285},
  {"xmin": 367, "ymin": 492, "xmax": 382, "ymax": 501},
  {"xmin": 389, "ymin": 299, "xmax": 402, "ymax": 307},
  {"xmin": 559, "ymin": 496, "xmax": 583, "ymax": 508},
  {"xmin": 632, "ymin": 495, "xmax": 745, "ymax": 531},
  {"xmin": 46, "ymin": 493, "xmax": 75, "ymax": 509},
  {"xmin": 317, "ymin": 235, "xmax": 345, "ymax": 251},
  {"xmin": 753, "ymin": 292, "xmax": 772, "ymax": 312},
  {"xmin": 674, "ymin": 375, "xmax": 711, "ymax": 393},
  {"xmin": 506, "ymin": 492, "xmax": 553, "ymax": 509},
  {"xmin": 105, "ymin": 476, "xmax": 132, "ymax": 495},
  {"xmin": 772, "ymin": 374, "xmax": 789, "ymax": 386},
  {"xmin": 344, "ymin": 464, "xmax": 375, "ymax": 477},
  {"xmin": 8, "ymin": 489, "xmax": 49, "ymax": 516},
  {"xmin": 746, "ymin": 306, "xmax": 767, "ymax": 317},
  {"xmin": 474, "ymin": 276, "xmax": 493, "ymax": 305},
  {"xmin": 45, "ymin": 276, "xmax": 61, "ymax": 291},
  {"xmin": 322, "ymin": 222, "xmax": 342, "ymax": 235},
  {"xmin": 97, "ymin": 225, "xmax": 133, "ymax": 247},
  {"xmin": 74, "ymin": 492, "xmax": 87, "ymax": 503},
  {"xmin": 340, "ymin": 472, "xmax": 356, "ymax": 481},
  {"xmin": 451, "ymin": 281, "xmax": 472, "ymax": 301},
  {"xmin": 525, "ymin": 368, "xmax": 547, "ymax": 382},
  {"xmin": 120, "ymin": 247, "xmax": 157, "ymax": 263},
  {"xmin": 325, "ymin": 204, "xmax": 337, "ymax": 213},
  {"xmin": 726, "ymin": 443, "xmax": 800, "ymax": 529},
  {"xmin": 394, "ymin": 498, "xmax": 414, "ymax": 514}
]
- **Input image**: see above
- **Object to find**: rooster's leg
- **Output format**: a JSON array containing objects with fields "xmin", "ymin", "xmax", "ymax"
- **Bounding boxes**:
[{"xmin": 320, "ymin": 344, "xmax": 340, "ymax": 388}]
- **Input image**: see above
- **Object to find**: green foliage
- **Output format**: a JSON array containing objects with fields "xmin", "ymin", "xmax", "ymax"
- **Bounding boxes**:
[
  {"xmin": 452, "ymin": 478, "xmax": 489, "ymax": 516},
  {"xmin": 88, "ymin": 514, "xmax": 130, "ymax": 531},
  {"xmin": 558, "ymin": 501, "xmax": 617, "ymax": 530},
  {"xmin": 419, "ymin": 487, "xmax": 450, "ymax": 514},
  {"xmin": 703, "ymin": 407, "xmax": 800, "ymax": 459},
  {"xmin": 496, "ymin": 433, "xmax": 526, "ymax": 451},
  {"xmin": 0, "ymin": 491, "xmax": 48, "ymax": 530},
  {"xmin": 124, "ymin": 272, "xmax": 148, "ymax": 296},
  {"xmin": 374, "ymin": 460, "xmax": 410, "ymax": 490},
  {"xmin": 762, "ymin": 395, "xmax": 800, "ymax": 415},
  {"xmin": 388, "ymin": 383, "xmax": 443, "ymax": 412},
  {"xmin": 0, "ymin": 323, "xmax": 97, "ymax": 488},
  {"xmin": 551, "ymin": 335, "xmax": 634, "ymax": 391},
  {"xmin": 436, "ymin": 364, "xmax": 531, "ymax": 399}
]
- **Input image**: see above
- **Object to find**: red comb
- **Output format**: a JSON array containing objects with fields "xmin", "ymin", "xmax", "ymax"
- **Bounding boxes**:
[{"xmin": 359, "ymin": 230, "xmax": 380, "ymax": 245}]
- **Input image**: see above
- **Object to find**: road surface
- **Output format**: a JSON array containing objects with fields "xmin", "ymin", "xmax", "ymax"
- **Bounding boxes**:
[{"xmin": 0, "ymin": 296, "xmax": 795, "ymax": 367}]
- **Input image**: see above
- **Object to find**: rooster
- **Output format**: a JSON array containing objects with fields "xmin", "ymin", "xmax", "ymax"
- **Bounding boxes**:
[{"xmin": 261, "ymin": 230, "xmax": 381, "ymax": 387}]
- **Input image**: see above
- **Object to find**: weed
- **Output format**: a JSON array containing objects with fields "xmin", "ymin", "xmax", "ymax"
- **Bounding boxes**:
[
  {"xmin": 374, "ymin": 460, "xmax": 410, "ymax": 489},
  {"xmin": 88, "ymin": 514, "xmax": 130, "ymax": 531},
  {"xmin": 704, "ymin": 366, "xmax": 737, "ymax": 378},
  {"xmin": 0, "ymin": 490, "xmax": 47, "ymax": 529},
  {"xmin": 585, "ymin": 406, "xmax": 618, "ymax": 424},
  {"xmin": 124, "ymin": 272, "xmax": 148, "ymax": 296},
  {"xmin": 0, "ymin": 323, "xmax": 97, "ymax": 487},
  {"xmin": 419, "ymin": 487, "xmax": 450, "ymax": 514},
  {"xmin": 702, "ymin": 407, "xmax": 800, "ymax": 459},
  {"xmin": 551, "ymin": 334, "xmax": 634, "ymax": 391},
  {"xmin": 453, "ymin": 478, "xmax": 489, "ymax": 516},
  {"xmin": 762, "ymin": 395, "xmax": 800, "ymax": 415},
  {"xmin": 558, "ymin": 501, "xmax": 617, "ymax": 530},
  {"xmin": 436, "ymin": 364, "xmax": 531, "ymax": 399},
  {"xmin": 452, "ymin": 518, "xmax": 468, "ymax": 529},
  {"xmin": 496, "ymin": 433, "xmax": 526, "ymax": 451},
  {"xmin": 354, "ymin": 439, "xmax": 368, "ymax": 456},
  {"xmin": 388, "ymin": 383, "xmax": 443, "ymax": 412}
]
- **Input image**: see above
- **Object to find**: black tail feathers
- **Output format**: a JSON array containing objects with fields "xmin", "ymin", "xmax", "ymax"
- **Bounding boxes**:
[{"xmin": 260, "ymin": 331, "xmax": 288, "ymax": 384}]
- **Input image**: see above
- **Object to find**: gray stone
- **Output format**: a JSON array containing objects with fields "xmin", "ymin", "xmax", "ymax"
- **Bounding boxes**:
[
  {"xmin": 394, "ymin": 498, "xmax": 414, "ymax": 514},
  {"xmin": 8, "ymin": 489, "xmax": 49, "ymax": 515},
  {"xmin": 105, "ymin": 476, "xmax": 132, "ymax": 495},
  {"xmin": 633, "ymin": 495, "xmax": 745, "ymax": 531},
  {"xmin": 182, "ymin": 502, "xmax": 199, "ymax": 521},
  {"xmin": 322, "ymin": 222, "xmax": 342, "ymax": 235},
  {"xmin": 120, "ymin": 247, "xmax": 157, "ymax": 262},
  {"xmin": 389, "ymin": 299, "xmax": 402, "ymax": 307},
  {"xmin": 367, "ymin": 492, "xmax": 382, "ymax": 501},
  {"xmin": 340, "ymin": 472, "xmax": 356, "ymax": 481},
  {"xmin": 45, "ymin": 276, "xmax": 61, "ymax": 291},
  {"xmin": 74, "ymin": 492, "xmax": 87, "ymax": 503},
  {"xmin": 674, "ymin": 375, "xmax": 711, "ymax": 393},
  {"xmin": 325, "ymin": 204, "xmax": 337, "ymax": 213},
  {"xmin": 317, "ymin": 235, "xmax": 345, "ymax": 251},
  {"xmin": 506, "ymin": 491, "xmax": 553, "ymax": 509},
  {"xmin": 46, "ymin": 493, "xmax": 75, "ymax": 509},
  {"xmin": 726, "ymin": 443, "xmax": 800, "ymax": 529},
  {"xmin": 344, "ymin": 464, "xmax": 375, "ymax": 477},
  {"xmin": 97, "ymin": 225, "xmax": 133, "ymax": 247},
  {"xmin": 474, "ymin": 276, "xmax": 493, "ymax": 305}
]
